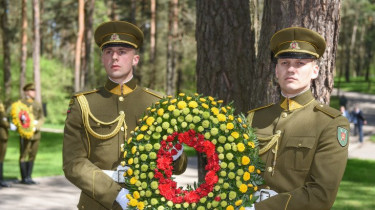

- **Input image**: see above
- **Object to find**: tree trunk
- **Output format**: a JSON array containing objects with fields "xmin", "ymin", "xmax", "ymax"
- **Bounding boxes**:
[
  {"xmin": 166, "ymin": 0, "xmax": 179, "ymax": 96},
  {"xmin": 254, "ymin": 0, "xmax": 341, "ymax": 106},
  {"xmin": 0, "ymin": 0, "xmax": 11, "ymax": 105},
  {"xmin": 196, "ymin": 0, "xmax": 255, "ymax": 182},
  {"xmin": 33, "ymin": 0, "xmax": 42, "ymax": 103},
  {"xmin": 20, "ymin": 0, "xmax": 28, "ymax": 98},
  {"xmin": 74, "ymin": 0, "xmax": 84, "ymax": 92},
  {"xmin": 147, "ymin": 0, "xmax": 157, "ymax": 89},
  {"xmin": 82, "ymin": 0, "xmax": 95, "ymax": 89}
]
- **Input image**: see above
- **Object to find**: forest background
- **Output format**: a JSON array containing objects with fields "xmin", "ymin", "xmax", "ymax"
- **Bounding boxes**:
[{"xmin": 0, "ymin": 0, "xmax": 374, "ymax": 125}]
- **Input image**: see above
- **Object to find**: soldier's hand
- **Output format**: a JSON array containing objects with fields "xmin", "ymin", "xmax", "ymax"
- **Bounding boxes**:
[{"xmin": 115, "ymin": 188, "xmax": 129, "ymax": 210}]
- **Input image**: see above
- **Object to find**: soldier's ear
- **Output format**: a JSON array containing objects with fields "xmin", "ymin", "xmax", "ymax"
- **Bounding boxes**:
[{"xmin": 311, "ymin": 63, "xmax": 319, "ymax": 79}]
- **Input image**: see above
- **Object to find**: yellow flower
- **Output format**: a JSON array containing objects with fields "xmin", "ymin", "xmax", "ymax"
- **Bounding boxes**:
[
  {"xmin": 188, "ymin": 101, "xmax": 198, "ymax": 108},
  {"xmin": 211, "ymin": 107, "xmax": 220, "ymax": 115},
  {"xmin": 217, "ymin": 114, "xmax": 226, "ymax": 122},
  {"xmin": 168, "ymin": 105, "xmax": 176, "ymax": 111},
  {"xmin": 128, "ymin": 158, "xmax": 134, "ymax": 165},
  {"xmin": 218, "ymin": 100, "xmax": 223, "ymax": 104},
  {"xmin": 157, "ymin": 108, "xmax": 164, "ymax": 116},
  {"xmin": 167, "ymin": 95, "xmax": 173, "ymax": 98},
  {"xmin": 171, "ymin": 99, "xmax": 177, "ymax": 103},
  {"xmin": 177, "ymin": 101, "xmax": 187, "ymax": 109},
  {"xmin": 146, "ymin": 117, "xmax": 155, "ymax": 126},
  {"xmin": 237, "ymin": 117, "xmax": 242, "ymax": 123},
  {"xmin": 146, "ymin": 107, "xmax": 151, "ymax": 111},
  {"xmin": 179, "ymin": 93, "xmax": 185, "ymax": 97},
  {"xmin": 231, "ymin": 132, "xmax": 239, "ymax": 139},
  {"xmin": 131, "ymin": 146, "xmax": 137, "ymax": 154},
  {"xmin": 134, "ymin": 126, "xmax": 139, "ymax": 131},
  {"xmin": 221, "ymin": 107, "xmax": 227, "ymax": 113},
  {"xmin": 249, "ymin": 194, "xmax": 253, "ymax": 200},
  {"xmin": 239, "ymin": 184, "xmax": 248, "ymax": 193},
  {"xmin": 228, "ymin": 115, "xmax": 234, "ymax": 120},
  {"xmin": 202, "ymin": 103, "xmax": 209, "ymax": 109},
  {"xmin": 130, "ymin": 177, "xmax": 137, "ymax": 184},
  {"xmin": 227, "ymin": 106, "xmax": 231, "ymax": 110},
  {"xmin": 241, "ymin": 156, "xmax": 250, "ymax": 165},
  {"xmin": 133, "ymin": 191, "xmax": 140, "ymax": 199},
  {"xmin": 226, "ymin": 123, "xmax": 234, "ymax": 130},
  {"xmin": 239, "ymin": 207, "xmax": 245, "ymax": 210},
  {"xmin": 211, "ymin": 101, "xmax": 217, "ymax": 105},
  {"xmin": 127, "ymin": 168, "xmax": 133, "ymax": 176},
  {"xmin": 248, "ymin": 165, "xmax": 255, "ymax": 173},
  {"xmin": 243, "ymin": 134, "xmax": 249, "ymax": 140},
  {"xmin": 162, "ymin": 101, "xmax": 169, "ymax": 105},
  {"xmin": 123, "ymin": 151, "xmax": 128, "ymax": 158},
  {"xmin": 186, "ymin": 96, "xmax": 192, "ymax": 100},
  {"xmin": 243, "ymin": 172, "xmax": 250, "ymax": 181},
  {"xmin": 242, "ymin": 124, "xmax": 247, "ymax": 128},
  {"xmin": 140, "ymin": 125, "xmax": 148, "ymax": 131},
  {"xmin": 248, "ymin": 183, "xmax": 253, "ymax": 188},
  {"xmin": 136, "ymin": 134, "xmax": 144, "ymax": 141},
  {"xmin": 226, "ymin": 206, "xmax": 234, "ymax": 210},
  {"xmin": 126, "ymin": 194, "xmax": 133, "ymax": 200},
  {"xmin": 237, "ymin": 143, "xmax": 245, "ymax": 152},
  {"xmin": 194, "ymin": 93, "xmax": 199, "ymax": 96},
  {"xmin": 151, "ymin": 108, "xmax": 156, "ymax": 112},
  {"xmin": 235, "ymin": 200, "xmax": 243, "ymax": 206},
  {"xmin": 199, "ymin": 98, "xmax": 206, "ymax": 102},
  {"xmin": 129, "ymin": 198, "xmax": 138, "ymax": 206},
  {"xmin": 137, "ymin": 202, "xmax": 145, "ymax": 210},
  {"xmin": 254, "ymin": 186, "xmax": 258, "ymax": 191},
  {"xmin": 257, "ymin": 169, "xmax": 261, "ymax": 174},
  {"xmin": 208, "ymin": 96, "xmax": 214, "ymax": 101},
  {"xmin": 248, "ymin": 141, "xmax": 255, "ymax": 148},
  {"xmin": 127, "ymin": 137, "xmax": 132, "ymax": 144}
]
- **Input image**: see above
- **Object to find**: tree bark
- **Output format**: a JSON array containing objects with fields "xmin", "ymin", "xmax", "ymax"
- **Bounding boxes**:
[
  {"xmin": 196, "ymin": 0, "xmax": 255, "ymax": 182},
  {"xmin": 166, "ymin": 0, "xmax": 179, "ymax": 96},
  {"xmin": 20, "ymin": 0, "xmax": 28, "ymax": 98},
  {"xmin": 0, "ymin": 0, "xmax": 11, "ymax": 105},
  {"xmin": 147, "ymin": 0, "xmax": 157, "ymax": 89},
  {"xmin": 33, "ymin": 0, "xmax": 42, "ymax": 103},
  {"xmin": 74, "ymin": 0, "xmax": 84, "ymax": 92},
  {"xmin": 82, "ymin": 0, "xmax": 95, "ymax": 89},
  {"xmin": 254, "ymin": 0, "xmax": 341, "ymax": 106}
]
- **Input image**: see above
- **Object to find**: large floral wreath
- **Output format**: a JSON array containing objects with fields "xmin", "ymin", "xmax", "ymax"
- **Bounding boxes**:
[
  {"xmin": 122, "ymin": 93, "xmax": 264, "ymax": 210},
  {"xmin": 10, "ymin": 100, "xmax": 35, "ymax": 139}
]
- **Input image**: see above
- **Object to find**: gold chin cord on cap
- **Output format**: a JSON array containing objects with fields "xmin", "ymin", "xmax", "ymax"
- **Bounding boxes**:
[{"xmin": 76, "ymin": 95, "xmax": 127, "ymax": 140}]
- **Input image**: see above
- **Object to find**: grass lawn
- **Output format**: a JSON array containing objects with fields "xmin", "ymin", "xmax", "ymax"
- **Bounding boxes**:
[{"xmin": 334, "ymin": 76, "xmax": 375, "ymax": 94}]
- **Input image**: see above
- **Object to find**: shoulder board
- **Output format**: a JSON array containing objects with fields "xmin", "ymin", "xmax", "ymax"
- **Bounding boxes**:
[
  {"xmin": 247, "ymin": 103, "xmax": 274, "ymax": 113},
  {"xmin": 143, "ymin": 88, "xmax": 164, "ymax": 99},
  {"xmin": 315, "ymin": 104, "xmax": 341, "ymax": 118},
  {"xmin": 74, "ymin": 89, "xmax": 99, "ymax": 97}
]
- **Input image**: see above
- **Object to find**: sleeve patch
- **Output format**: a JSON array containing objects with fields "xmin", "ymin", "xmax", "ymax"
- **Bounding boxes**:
[{"xmin": 337, "ymin": 127, "xmax": 348, "ymax": 147}]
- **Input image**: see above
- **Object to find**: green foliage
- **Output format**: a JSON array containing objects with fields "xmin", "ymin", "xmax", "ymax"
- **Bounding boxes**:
[
  {"xmin": 334, "ymin": 76, "xmax": 375, "ymax": 94},
  {"xmin": 332, "ymin": 159, "xmax": 375, "ymax": 210}
]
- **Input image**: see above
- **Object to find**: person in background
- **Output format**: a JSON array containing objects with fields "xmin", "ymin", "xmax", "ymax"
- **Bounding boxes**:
[
  {"xmin": 19, "ymin": 83, "xmax": 45, "ymax": 184},
  {"xmin": 63, "ymin": 20, "xmax": 187, "ymax": 210},
  {"xmin": 351, "ymin": 105, "xmax": 367, "ymax": 144},
  {"xmin": 340, "ymin": 105, "xmax": 351, "ymax": 121},
  {"xmin": 247, "ymin": 27, "xmax": 349, "ymax": 210},
  {"xmin": 0, "ymin": 100, "xmax": 11, "ymax": 188}
]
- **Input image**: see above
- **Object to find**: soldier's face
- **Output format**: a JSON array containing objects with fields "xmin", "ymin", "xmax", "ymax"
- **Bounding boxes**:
[
  {"xmin": 101, "ymin": 46, "xmax": 140, "ymax": 83},
  {"xmin": 25, "ymin": 90, "xmax": 36, "ymax": 99},
  {"xmin": 275, "ymin": 58, "xmax": 319, "ymax": 97}
]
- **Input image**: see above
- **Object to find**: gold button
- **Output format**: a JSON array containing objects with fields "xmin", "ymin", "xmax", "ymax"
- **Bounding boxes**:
[
  {"xmin": 275, "ymin": 130, "xmax": 281, "ymax": 134},
  {"xmin": 119, "ymin": 96, "xmax": 124, "ymax": 101},
  {"xmin": 97, "ymin": 122, "xmax": 100, "ymax": 126},
  {"xmin": 267, "ymin": 167, "xmax": 273, "ymax": 172},
  {"xmin": 121, "ymin": 127, "xmax": 125, "ymax": 131},
  {"xmin": 119, "ymin": 111, "xmax": 124, "ymax": 115},
  {"xmin": 282, "ymin": 113, "xmax": 287, "ymax": 118},
  {"xmin": 265, "ymin": 186, "xmax": 271, "ymax": 189},
  {"xmin": 298, "ymin": 143, "xmax": 302, "ymax": 147}
]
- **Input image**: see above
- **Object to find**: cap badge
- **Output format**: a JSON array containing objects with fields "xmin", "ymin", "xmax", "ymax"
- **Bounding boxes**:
[
  {"xmin": 110, "ymin": 33, "xmax": 120, "ymax": 41},
  {"xmin": 289, "ymin": 41, "xmax": 300, "ymax": 50}
]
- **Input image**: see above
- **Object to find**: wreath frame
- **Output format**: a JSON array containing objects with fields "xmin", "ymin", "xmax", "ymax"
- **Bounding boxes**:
[{"xmin": 10, "ymin": 100, "xmax": 35, "ymax": 139}]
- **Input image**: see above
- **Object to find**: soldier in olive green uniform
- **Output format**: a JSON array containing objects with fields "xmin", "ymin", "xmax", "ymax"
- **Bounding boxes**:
[
  {"xmin": 0, "ymin": 101, "xmax": 11, "ymax": 188},
  {"xmin": 19, "ymin": 83, "xmax": 45, "ymax": 184},
  {"xmin": 247, "ymin": 27, "xmax": 349, "ymax": 210},
  {"xmin": 63, "ymin": 21, "xmax": 187, "ymax": 210}
]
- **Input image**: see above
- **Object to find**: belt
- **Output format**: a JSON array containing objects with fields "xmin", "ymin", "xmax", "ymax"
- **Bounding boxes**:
[
  {"xmin": 102, "ymin": 165, "xmax": 129, "ymax": 183},
  {"xmin": 254, "ymin": 189, "xmax": 278, "ymax": 202}
]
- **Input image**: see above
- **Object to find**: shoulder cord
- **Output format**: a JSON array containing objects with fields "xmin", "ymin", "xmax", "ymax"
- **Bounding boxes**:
[
  {"xmin": 248, "ymin": 111, "xmax": 280, "ymax": 176},
  {"xmin": 76, "ymin": 95, "xmax": 127, "ymax": 140}
]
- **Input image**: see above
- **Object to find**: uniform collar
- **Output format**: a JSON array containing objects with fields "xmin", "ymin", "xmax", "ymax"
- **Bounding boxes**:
[
  {"xmin": 280, "ymin": 90, "xmax": 315, "ymax": 111},
  {"xmin": 104, "ymin": 77, "xmax": 137, "ymax": 95}
]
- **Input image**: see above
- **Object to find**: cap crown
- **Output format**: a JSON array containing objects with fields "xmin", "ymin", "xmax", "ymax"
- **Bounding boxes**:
[
  {"xmin": 270, "ymin": 27, "xmax": 326, "ymax": 59},
  {"xmin": 94, "ymin": 21, "xmax": 144, "ymax": 49}
]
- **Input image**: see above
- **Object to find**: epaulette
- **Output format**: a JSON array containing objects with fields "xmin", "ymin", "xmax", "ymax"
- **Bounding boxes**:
[
  {"xmin": 315, "ymin": 104, "xmax": 341, "ymax": 118},
  {"xmin": 74, "ymin": 89, "xmax": 99, "ymax": 97},
  {"xmin": 247, "ymin": 103, "xmax": 274, "ymax": 113},
  {"xmin": 143, "ymin": 88, "xmax": 164, "ymax": 99}
]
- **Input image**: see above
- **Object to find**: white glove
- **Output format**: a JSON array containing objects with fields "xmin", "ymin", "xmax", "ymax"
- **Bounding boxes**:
[
  {"xmin": 116, "ymin": 188, "xmax": 129, "ymax": 210},
  {"xmin": 172, "ymin": 144, "xmax": 184, "ymax": 161},
  {"xmin": 103, "ymin": 165, "xmax": 129, "ymax": 183},
  {"xmin": 10, "ymin": 123, "xmax": 17, "ymax": 131},
  {"xmin": 245, "ymin": 204, "xmax": 255, "ymax": 210},
  {"xmin": 254, "ymin": 189, "xmax": 278, "ymax": 202}
]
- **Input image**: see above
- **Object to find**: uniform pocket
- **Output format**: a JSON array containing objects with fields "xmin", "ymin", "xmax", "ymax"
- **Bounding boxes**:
[
  {"xmin": 88, "ymin": 120, "xmax": 114, "ymax": 146},
  {"xmin": 285, "ymin": 137, "xmax": 316, "ymax": 171}
]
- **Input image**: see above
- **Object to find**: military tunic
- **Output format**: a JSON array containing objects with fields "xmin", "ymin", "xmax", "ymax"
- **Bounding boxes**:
[
  {"xmin": 63, "ymin": 78, "xmax": 187, "ymax": 210},
  {"xmin": 0, "ymin": 102, "xmax": 9, "ymax": 162},
  {"xmin": 19, "ymin": 98, "xmax": 44, "ymax": 162},
  {"xmin": 248, "ymin": 90, "xmax": 349, "ymax": 210}
]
